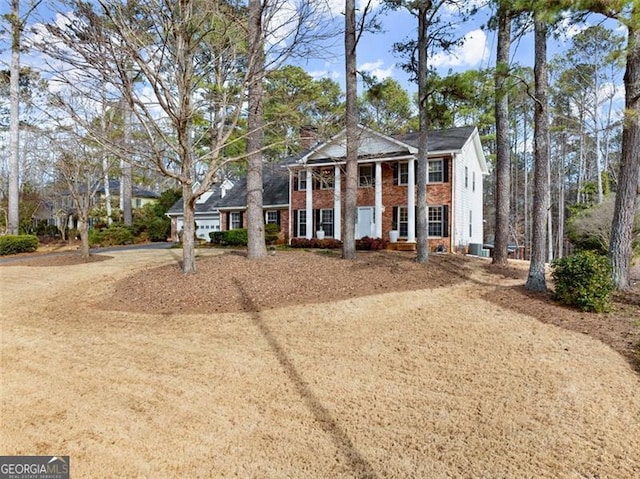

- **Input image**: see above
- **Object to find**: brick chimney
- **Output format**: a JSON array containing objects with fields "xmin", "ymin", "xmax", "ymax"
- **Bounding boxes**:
[{"xmin": 300, "ymin": 125, "xmax": 318, "ymax": 151}]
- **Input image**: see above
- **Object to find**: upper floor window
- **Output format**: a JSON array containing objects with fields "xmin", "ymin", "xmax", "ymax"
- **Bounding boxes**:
[
  {"xmin": 429, "ymin": 160, "xmax": 444, "ymax": 183},
  {"xmin": 359, "ymin": 164, "xmax": 374, "ymax": 187},
  {"xmin": 320, "ymin": 168, "xmax": 334, "ymax": 189},
  {"xmin": 298, "ymin": 170, "xmax": 307, "ymax": 191},
  {"xmin": 472, "ymin": 171, "xmax": 476, "ymax": 192},
  {"xmin": 397, "ymin": 162, "xmax": 409, "ymax": 185},
  {"xmin": 465, "ymin": 166, "xmax": 469, "ymax": 188}
]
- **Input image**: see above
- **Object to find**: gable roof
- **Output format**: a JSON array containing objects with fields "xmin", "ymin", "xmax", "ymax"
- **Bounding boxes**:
[
  {"xmin": 167, "ymin": 162, "xmax": 289, "ymax": 215},
  {"xmin": 290, "ymin": 125, "xmax": 480, "ymax": 166},
  {"xmin": 98, "ymin": 179, "xmax": 160, "ymax": 199}
]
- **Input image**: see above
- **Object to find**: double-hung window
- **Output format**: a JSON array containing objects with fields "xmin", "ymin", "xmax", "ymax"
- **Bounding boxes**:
[
  {"xmin": 230, "ymin": 211, "xmax": 242, "ymax": 230},
  {"xmin": 428, "ymin": 160, "xmax": 444, "ymax": 183},
  {"xmin": 298, "ymin": 170, "xmax": 307, "ymax": 191},
  {"xmin": 320, "ymin": 168, "xmax": 334, "ymax": 189},
  {"xmin": 398, "ymin": 162, "xmax": 409, "ymax": 185},
  {"xmin": 265, "ymin": 210, "xmax": 278, "ymax": 225},
  {"xmin": 319, "ymin": 209, "xmax": 334, "ymax": 237},
  {"xmin": 358, "ymin": 164, "xmax": 374, "ymax": 187},
  {"xmin": 428, "ymin": 206, "xmax": 443, "ymax": 236}
]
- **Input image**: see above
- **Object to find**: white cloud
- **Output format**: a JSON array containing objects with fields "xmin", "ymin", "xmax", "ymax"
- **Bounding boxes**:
[
  {"xmin": 430, "ymin": 29, "xmax": 488, "ymax": 69},
  {"xmin": 359, "ymin": 60, "xmax": 393, "ymax": 80},
  {"xmin": 308, "ymin": 69, "xmax": 341, "ymax": 81}
]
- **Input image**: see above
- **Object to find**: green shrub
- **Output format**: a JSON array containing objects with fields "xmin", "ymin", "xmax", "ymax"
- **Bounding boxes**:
[
  {"xmin": 209, "ymin": 229, "xmax": 248, "ymax": 246},
  {"xmin": 0, "ymin": 234, "xmax": 39, "ymax": 255},
  {"xmin": 90, "ymin": 225, "xmax": 134, "ymax": 247},
  {"xmin": 551, "ymin": 251, "xmax": 615, "ymax": 313},
  {"xmin": 132, "ymin": 202, "xmax": 171, "ymax": 242},
  {"xmin": 209, "ymin": 231, "xmax": 226, "ymax": 245},
  {"xmin": 265, "ymin": 223, "xmax": 280, "ymax": 245}
]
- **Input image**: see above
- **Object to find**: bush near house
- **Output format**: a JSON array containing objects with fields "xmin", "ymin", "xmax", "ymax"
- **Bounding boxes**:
[
  {"xmin": 0, "ymin": 235, "xmax": 39, "ymax": 255},
  {"xmin": 132, "ymin": 189, "xmax": 181, "ymax": 242},
  {"xmin": 210, "ymin": 229, "xmax": 248, "ymax": 246},
  {"xmin": 290, "ymin": 238, "xmax": 343, "ymax": 249},
  {"xmin": 89, "ymin": 225, "xmax": 135, "ymax": 247},
  {"xmin": 551, "ymin": 251, "xmax": 615, "ymax": 313}
]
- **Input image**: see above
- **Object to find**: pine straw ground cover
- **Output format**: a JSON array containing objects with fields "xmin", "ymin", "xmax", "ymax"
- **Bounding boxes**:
[{"xmin": 1, "ymin": 248, "xmax": 639, "ymax": 478}]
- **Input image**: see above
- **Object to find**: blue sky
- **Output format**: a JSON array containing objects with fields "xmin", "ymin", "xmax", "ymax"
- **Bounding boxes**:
[{"xmin": 0, "ymin": 0, "xmax": 625, "ymax": 98}]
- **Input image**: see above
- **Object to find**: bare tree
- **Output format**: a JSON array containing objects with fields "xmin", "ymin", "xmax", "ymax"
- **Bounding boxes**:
[{"xmin": 39, "ymin": 0, "xmax": 333, "ymax": 273}]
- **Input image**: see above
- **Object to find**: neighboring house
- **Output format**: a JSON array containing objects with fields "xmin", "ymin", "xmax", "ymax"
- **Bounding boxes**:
[
  {"xmin": 96, "ymin": 179, "xmax": 160, "ymax": 210},
  {"xmin": 32, "ymin": 180, "xmax": 160, "ymax": 230},
  {"xmin": 167, "ymin": 125, "xmax": 489, "ymax": 252}
]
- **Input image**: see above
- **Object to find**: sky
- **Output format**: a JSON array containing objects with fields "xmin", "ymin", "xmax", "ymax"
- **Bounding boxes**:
[{"xmin": 0, "ymin": 0, "xmax": 626, "ymax": 99}]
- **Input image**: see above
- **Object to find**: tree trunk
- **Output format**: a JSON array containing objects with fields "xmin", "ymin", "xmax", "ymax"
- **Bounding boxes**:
[
  {"xmin": 493, "ymin": 5, "xmax": 511, "ymax": 266},
  {"xmin": 79, "ymin": 218, "xmax": 90, "ymax": 260},
  {"xmin": 121, "ymin": 95, "xmax": 133, "ymax": 226},
  {"xmin": 181, "ymin": 187, "xmax": 197, "ymax": 274},
  {"xmin": 8, "ymin": 0, "xmax": 20, "ymax": 235},
  {"xmin": 342, "ymin": 0, "xmax": 357, "ymax": 260},
  {"xmin": 246, "ymin": 0, "xmax": 267, "ymax": 260},
  {"xmin": 609, "ymin": 15, "xmax": 640, "ymax": 289},
  {"xmin": 415, "ymin": 6, "xmax": 429, "ymax": 263},
  {"xmin": 525, "ymin": 18, "xmax": 550, "ymax": 293}
]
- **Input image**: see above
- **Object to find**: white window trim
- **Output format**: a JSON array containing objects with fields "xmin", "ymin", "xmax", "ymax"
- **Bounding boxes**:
[
  {"xmin": 358, "ymin": 164, "xmax": 374, "ymax": 187},
  {"xmin": 298, "ymin": 170, "xmax": 307, "ymax": 191},
  {"xmin": 428, "ymin": 159, "xmax": 444, "ymax": 183}
]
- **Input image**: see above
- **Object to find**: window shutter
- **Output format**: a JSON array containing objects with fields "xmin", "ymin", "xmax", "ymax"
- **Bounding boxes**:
[
  {"xmin": 393, "ymin": 163, "xmax": 398, "ymax": 185},
  {"xmin": 293, "ymin": 210, "xmax": 298, "ymax": 236},
  {"xmin": 443, "ymin": 159, "xmax": 449, "ymax": 183},
  {"xmin": 239, "ymin": 211, "xmax": 244, "ymax": 228},
  {"xmin": 314, "ymin": 209, "xmax": 320, "ymax": 232},
  {"xmin": 392, "ymin": 206, "xmax": 398, "ymax": 230},
  {"xmin": 442, "ymin": 205, "xmax": 449, "ymax": 237},
  {"xmin": 225, "ymin": 212, "xmax": 230, "ymax": 231},
  {"xmin": 293, "ymin": 174, "xmax": 298, "ymax": 191},
  {"xmin": 276, "ymin": 210, "xmax": 281, "ymax": 227}
]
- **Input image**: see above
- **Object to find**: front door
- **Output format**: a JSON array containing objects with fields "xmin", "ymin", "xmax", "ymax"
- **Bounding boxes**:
[{"xmin": 356, "ymin": 207, "xmax": 374, "ymax": 239}]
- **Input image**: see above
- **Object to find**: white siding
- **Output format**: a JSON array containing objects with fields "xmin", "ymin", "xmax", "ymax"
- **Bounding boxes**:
[{"xmin": 453, "ymin": 140, "xmax": 485, "ymax": 250}]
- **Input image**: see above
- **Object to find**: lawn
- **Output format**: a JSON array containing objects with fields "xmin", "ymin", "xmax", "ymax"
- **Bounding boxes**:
[{"xmin": 1, "ymin": 248, "xmax": 639, "ymax": 478}]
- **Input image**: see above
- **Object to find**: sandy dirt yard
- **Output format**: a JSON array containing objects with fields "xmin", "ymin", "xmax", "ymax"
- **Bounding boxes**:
[{"xmin": 1, "ymin": 248, "xmax": 639, "ymax": 478}]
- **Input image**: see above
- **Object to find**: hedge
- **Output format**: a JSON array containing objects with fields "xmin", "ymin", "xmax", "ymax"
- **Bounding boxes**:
[{"xmin": 0, "ymin": 234, "xmax": 39, "ymax": 255}]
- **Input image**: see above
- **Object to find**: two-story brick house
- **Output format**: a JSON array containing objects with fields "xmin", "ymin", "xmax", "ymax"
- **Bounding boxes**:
[
  {"xmin": 167, "ymin": 125, "xmax": 488, "ymax": 252},
  {"xmin": 288, "ymin": 125, "xmax": 488, "ymax": 252}
]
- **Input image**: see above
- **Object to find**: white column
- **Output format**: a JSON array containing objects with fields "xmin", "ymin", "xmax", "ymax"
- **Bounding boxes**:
[
  {"xmin": 407, "ymin": 158, "xmax": 416, "ymax": 242},
  {"xmin": 333, "ymin": 165, "xmax": 341, "ymax": 240},
  {"xmin": 375, "ymin": 161, "xmax": 382, "ymax": 238},
  {"xmin": 305, "ymin": 168, "xmax": 313, "ymax": 239}
]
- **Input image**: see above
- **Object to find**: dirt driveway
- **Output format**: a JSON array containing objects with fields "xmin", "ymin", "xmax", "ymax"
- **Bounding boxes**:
[{"xmin": 1, "ymin": 249, "xmax": 639, "ymax": 478}]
